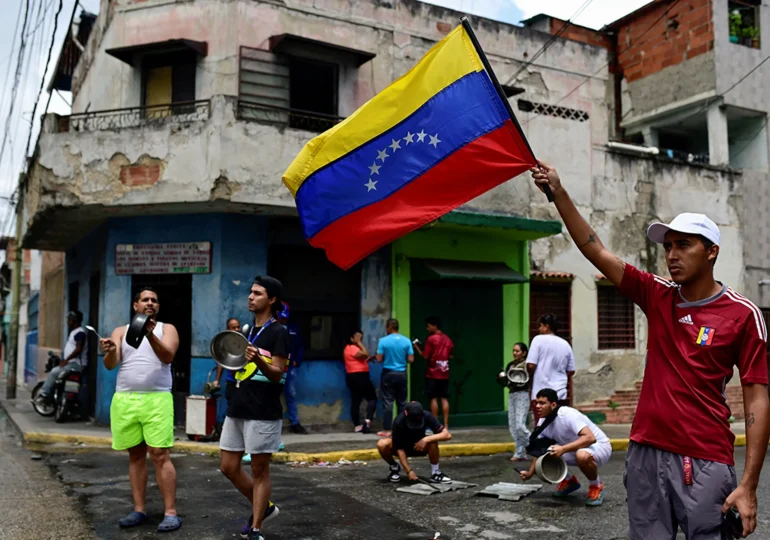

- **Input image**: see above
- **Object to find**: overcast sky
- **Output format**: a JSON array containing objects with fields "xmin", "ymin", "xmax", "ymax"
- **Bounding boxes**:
[{"xmin": 0, "ymin": 0, "xmax": 649, "ymax": 241}]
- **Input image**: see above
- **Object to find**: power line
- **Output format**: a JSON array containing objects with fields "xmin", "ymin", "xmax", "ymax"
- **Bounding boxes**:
[
  {"xmin": 525, "ymin": 0, "xmax": 682, "ymax": 125},
  {"xmin": 25, "ymin": 0, "xmax": 65, "ymax": 158},
  {"xmin": 0, "ymin": 1, "xmax": 25, "ymax": 133},
  {"xmin": 0, "ymin": 0, "xmax": 34, "ymax": 187},
  {"xmin": 503, "ymin": 0, "xmax": 595, "ymax": 86}
]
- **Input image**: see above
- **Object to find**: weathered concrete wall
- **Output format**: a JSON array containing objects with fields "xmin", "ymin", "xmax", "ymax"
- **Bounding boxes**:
[{"xmin": 624, "ymin": 50, "xmax": 717, "ymax": 117}]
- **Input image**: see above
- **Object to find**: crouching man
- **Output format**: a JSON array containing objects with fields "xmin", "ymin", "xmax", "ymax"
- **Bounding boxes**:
[
  {"xmin": 376, "ymin": 401, "xmax": 452, "ymax": 483},
  {"xmin": 520, "ymin": 388, "xmax": 612, "ymax": 506}
]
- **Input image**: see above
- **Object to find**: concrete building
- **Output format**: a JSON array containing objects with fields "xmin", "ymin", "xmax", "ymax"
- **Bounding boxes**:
[{"xmin": 19, "ymin": 0, "xmax": 763, "ymax": 426}]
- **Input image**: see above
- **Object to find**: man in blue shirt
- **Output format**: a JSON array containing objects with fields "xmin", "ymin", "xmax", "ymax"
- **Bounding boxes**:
[{"xmin": 376, "ymin": 318, "xmax": 414, "ymax": 437}]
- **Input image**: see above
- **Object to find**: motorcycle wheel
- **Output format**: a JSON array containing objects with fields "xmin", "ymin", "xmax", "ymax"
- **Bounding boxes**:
[
  {"xmin": 54, "ymin": 397, "xmax": 68, "ymax": 423},
  {"xmin": 31, "ymin": 383, "xmax": 55, "ymax": 417}
]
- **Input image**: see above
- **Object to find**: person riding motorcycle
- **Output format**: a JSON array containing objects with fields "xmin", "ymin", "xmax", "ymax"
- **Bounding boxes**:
[{"xmin": 35, "ymin": 310, "xmax": 89, "ymax": 404}]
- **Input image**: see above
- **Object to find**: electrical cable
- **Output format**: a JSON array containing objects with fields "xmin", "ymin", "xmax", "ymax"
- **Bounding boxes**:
[
  {"xmin": 503, "ymin": 0, "xmax": 595, "ymax": 86},
  {"xmin": 25, "ymin": 0, "xmax": 65, "ymax": 158},
  {"xmin": 525, "ymin": 0, "xmax": 682, "ymax": 125}
]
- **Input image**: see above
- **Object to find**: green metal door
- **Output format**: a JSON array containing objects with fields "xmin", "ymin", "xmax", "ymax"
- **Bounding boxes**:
[{"xmin": 409, "ymin": 280, "xmax": 503, "ymax": 419}]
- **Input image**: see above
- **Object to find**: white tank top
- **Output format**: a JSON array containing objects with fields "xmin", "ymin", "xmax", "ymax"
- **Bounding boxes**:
[{"xmin": 115, "ymin": 321, "xmax": 172, "ymax": 392}]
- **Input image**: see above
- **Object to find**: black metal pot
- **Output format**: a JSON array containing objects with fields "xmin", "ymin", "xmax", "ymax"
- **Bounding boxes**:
[{"xmin": 126, "ymin": 313, "xmax": 151, "ymax": 349}]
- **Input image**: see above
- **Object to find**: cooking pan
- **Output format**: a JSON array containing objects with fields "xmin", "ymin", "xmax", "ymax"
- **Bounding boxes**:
[
  {"xmin": 210, "ymin": 330, "xmax": 250, "ymax": 371},
  {"xmin": 125, "ymin": 313, "xmax": 151, "ymax": 349}
]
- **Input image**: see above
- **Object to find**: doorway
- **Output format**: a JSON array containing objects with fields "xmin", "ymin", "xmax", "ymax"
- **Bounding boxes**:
[
  {"xmin": 410, "ymin": 280, "xmax": 503, "ymax": 419},
  {"xmin": 130, "ymin": 275, "xmax": 193, "ymax": 425}
]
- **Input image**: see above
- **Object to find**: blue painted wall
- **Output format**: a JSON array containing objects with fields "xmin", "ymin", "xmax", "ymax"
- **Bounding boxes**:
[
  {"xmin": 65, "ymin": 213, "xmax": 269, "ymax": 424},
  {"xmin": 24, "ymin": 331, "xmax": 38, "ymax": 385},
  {"xmin": 67, "ymin": 212, "xmax": 387, "ymax": 427}
]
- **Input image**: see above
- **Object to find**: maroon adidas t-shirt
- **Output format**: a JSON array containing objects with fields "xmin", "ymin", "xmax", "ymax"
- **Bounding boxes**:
[
  {"xmin": 620, "ymin": 264, "xmax": 767, "ymax": 465},
  {"xmin": 424, "ymin": 333, "xmax": 453, "ymax": 380}
]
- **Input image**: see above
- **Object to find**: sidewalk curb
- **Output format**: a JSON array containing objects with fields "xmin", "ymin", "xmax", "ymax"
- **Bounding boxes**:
[{"xmin": 18, "ymin": 432, "xmax": 703, "ymax": 462}]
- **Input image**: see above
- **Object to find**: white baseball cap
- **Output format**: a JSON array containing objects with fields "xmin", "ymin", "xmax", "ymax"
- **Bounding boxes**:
[{"xmin": 646, "ymin": 213, "xmax": 720, "ymax": 246}]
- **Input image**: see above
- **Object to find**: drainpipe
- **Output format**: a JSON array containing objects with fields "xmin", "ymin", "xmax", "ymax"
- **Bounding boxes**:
[
  {"xmin": 610, "ymin": 32, "xmax": 623, "ymax": 140},
  {"xmin": 5, "ymin": 174, "xmax": 24, "ymax": 399}
]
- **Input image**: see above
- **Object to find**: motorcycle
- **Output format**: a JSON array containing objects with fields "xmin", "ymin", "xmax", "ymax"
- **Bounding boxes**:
[{"xmin": 30, "ymin": 351, "xmax": 84, "ymax": 423}]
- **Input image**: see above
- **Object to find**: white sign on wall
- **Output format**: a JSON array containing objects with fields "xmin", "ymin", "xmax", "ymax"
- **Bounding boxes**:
[{"xmin": 115, "ymin": 242, "xmax": 212, "ymax": 275}]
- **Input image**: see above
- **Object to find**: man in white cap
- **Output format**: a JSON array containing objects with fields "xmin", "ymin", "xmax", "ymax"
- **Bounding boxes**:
[{"xmin": 531, "ymin": 161, "xmax": 769, "ymax": 539}]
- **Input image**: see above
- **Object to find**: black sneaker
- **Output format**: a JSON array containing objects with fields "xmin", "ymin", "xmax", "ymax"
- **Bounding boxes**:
[
  {"xmin": 361, "ymin": 424, "xmax": 371, "ymax": 434},
  {"xmin": 430, "ymin": 472, "xmax": 452, "ymax": 484},
  {"xmin": 263, "ymin": 501, "xmax": 279, "ymax": 523},
  {"xmin": 240, "ymin": 502, "xmax": 279, "ymax": 538},
  {"xmin": 388, "ymin": 464, "xmax": 401, "ymax": 483},
  {"xmin": 289, "ymin": 424, "xmax": 307, "ymax": 434},
  {"xmin": 247, "ymin": 529, "xmax": 265, "ymax": 540}
]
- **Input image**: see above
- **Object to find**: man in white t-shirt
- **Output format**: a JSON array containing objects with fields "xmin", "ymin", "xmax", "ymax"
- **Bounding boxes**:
[
  {"xmin": 520, "ymin": 388, "xmax": 612, "ymax": 506},
  {"xmin": 527, "ymin": 313, "xmax": 575, "ymax": 415},
  {"xmin": 36, "ymin": 310, "xmax": 89, "ymax": 400}
]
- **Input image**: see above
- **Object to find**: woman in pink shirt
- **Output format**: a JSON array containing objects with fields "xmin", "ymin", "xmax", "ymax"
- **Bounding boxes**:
[{"xmin": 344, "ymin": 329, "xmax": 377, "ymax": 433}]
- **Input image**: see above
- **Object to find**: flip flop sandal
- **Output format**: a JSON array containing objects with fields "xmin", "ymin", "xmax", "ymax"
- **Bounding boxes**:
[
  {"xmin": 118, "ymin": 511, "xmax": 148, "ymax": 528},
  {"xmin": 157, "ymin": 515, "xmax": 183, "ymax": 533}
]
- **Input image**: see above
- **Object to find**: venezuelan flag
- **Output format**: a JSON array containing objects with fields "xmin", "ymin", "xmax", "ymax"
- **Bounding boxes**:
[{"xmin": 282, "ymin": 24, "xmax": 536, "ymax": 269}]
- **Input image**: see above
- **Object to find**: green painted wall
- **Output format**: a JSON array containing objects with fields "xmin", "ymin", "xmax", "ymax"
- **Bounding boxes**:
[{"xmin": 391, "ymin": 223, "xmax": 532, "ymax": 417}]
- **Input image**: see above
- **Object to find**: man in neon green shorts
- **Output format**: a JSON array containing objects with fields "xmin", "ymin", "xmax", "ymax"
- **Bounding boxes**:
[{"xmin": 101, "ymin": 287, "xmax": 182, "ymax": 533}]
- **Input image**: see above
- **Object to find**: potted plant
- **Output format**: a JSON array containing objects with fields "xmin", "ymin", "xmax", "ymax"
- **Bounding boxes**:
[
  {"xmin": 741, "ymin": 26, "xmax": 759, "ymax": 47},
  {"xmin": 748, "ymin": 26, "xmax": 761, "ymax": 48},
  {"xmin": 730, "ymin": 11, "xmax": 742, "ymax": 43}
]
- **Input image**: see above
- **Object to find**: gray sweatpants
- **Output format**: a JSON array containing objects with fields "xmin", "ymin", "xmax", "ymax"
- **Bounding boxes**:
[{"xmin": 624, "ymin": 442, "xmax": 736, "ymax": 540}]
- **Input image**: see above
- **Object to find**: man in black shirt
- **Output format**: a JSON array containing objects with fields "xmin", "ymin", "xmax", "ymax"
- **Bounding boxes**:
[
  {"xmin": 219, "ymin": 276, "xmax": 291, "ymax": 540},
  {"xmin": 376, "ymin": 401, "xmax": 453, "ymax": 484}
]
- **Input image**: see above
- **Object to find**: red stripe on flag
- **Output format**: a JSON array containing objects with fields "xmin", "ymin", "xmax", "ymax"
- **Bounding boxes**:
[{"xmin": 309, "ymin": 120, "xmax": 535, "ymax": 269}]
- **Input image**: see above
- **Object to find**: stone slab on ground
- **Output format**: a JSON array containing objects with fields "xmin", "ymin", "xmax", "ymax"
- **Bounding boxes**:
[
  {"xmin": 477, "ymin": 482, "xmax": 543, "ymax": 501},
  {"xmin": 396, "ymin": 478, "xmax": 477, "ymax": 495}
]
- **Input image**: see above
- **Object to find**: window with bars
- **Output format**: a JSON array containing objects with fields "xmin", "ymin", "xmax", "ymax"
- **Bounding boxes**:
[
  {"xmin": 529, "ymin": 280, "xmax": 572, "ymax": 343},
  {"xmin": 597, "ymin": 285, "xmax": 635, "ymax": 349}
]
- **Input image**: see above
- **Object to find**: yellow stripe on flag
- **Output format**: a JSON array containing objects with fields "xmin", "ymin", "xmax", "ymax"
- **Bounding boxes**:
[
  {"xmin": 697, "ymin": 327, "xmax": 705, "ymax": 343},
  {"xmin": 282, "ymin": 25, "xmax": 484, "ymax": 197}
]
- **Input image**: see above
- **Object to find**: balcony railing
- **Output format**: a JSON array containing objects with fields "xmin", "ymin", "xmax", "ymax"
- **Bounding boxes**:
[
  {"xmin": 237, "ymin": 101, "xmax": 345, "ymax": 133},
  {"xmin": 57, "ymin": 100, "xmax": 210, "ymax": 133}
]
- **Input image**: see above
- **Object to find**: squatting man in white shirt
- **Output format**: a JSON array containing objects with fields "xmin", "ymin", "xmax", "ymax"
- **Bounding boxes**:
[{"xmin": 520, "ymin": 388, "xmax": 612, "ymax": 506}]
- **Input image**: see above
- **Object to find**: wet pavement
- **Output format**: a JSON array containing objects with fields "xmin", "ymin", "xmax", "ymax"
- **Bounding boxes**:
[
  {"xmin": 33, "ymin": 443, "xmax": 770, "ymax": 540},
  {"xmin": 3, "ymin": 404, "xmax": 770, "ymax": 540},
  {"xmin": 0, "ymin": 412, "xmax": 95, "ymax": 540}
]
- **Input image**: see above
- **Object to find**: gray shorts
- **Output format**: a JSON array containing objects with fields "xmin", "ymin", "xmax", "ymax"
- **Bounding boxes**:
[
  {"xmin": 219, "ymin": 417, "xmax": 282, "ymax": 455},
  {"xmin": 624, "ymin": 442, "xmax": 736, "ymax": 540}
]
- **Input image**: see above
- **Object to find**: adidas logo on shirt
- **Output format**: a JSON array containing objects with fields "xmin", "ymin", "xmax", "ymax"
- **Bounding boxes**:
[{"xmin": 679, "ymin": 314, "xmax": 693, "ymax": 325}]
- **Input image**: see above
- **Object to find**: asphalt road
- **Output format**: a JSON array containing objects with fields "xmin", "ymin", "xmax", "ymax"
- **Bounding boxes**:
[
  {"xmin": 5, "ymin": 416, "xmax": 770, "ymax": 540},
  {"xmin": 46, "ymin": 446, "xmax": 770, "ymax": 540}
]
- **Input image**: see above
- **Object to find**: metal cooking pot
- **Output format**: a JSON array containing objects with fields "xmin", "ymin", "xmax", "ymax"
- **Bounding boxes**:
[
  {"xmin": 506, "ymin": 364, "xmax": 529, "ymax": 385},
  {"xmin": 535, "ymin": 452, "xmax": 568, "ymax": 484},
  {"xmin": 125, "ymin": 313, "xmax": 151, "ymax": 350},
  {"xmin": 210, "ymin": 330, "xmax": 250, "ymax": 371}
]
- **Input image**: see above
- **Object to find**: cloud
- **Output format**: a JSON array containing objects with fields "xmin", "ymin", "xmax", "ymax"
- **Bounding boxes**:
[
  {"xmin": 420, "ymin": 0, "xmax": 525, "ymax": 25},
  {"xmin": 513, "ymin": 0, "xmax": 653, "ymax": 30}
]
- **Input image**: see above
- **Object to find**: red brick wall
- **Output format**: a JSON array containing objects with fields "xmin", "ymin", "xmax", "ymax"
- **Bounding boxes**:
[
  {"xmin": 617, "ymin": 0, "xmax": 713, "ymax": 83},
  {"xmin": 725, "ymin": 385, "xmax": 745, "ymax": 420},
  {"xmin": 548, "ymin": 18, "xmax": 613, "ymax": 49}
]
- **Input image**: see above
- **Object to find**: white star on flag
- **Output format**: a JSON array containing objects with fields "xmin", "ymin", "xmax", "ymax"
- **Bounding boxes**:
[
  {"xmin": 369, "ymin": 162, "xmax": 381, "ymax": 175},
  {"xmin": 429, "ymin": 134, "xmax": 441, "ymax": 148},
  {"xmin": 403, "ymin": 132, "xmax": 415, "ymax": 144},
  {"xmin": 416, "ymin": 130, "xmax": 427, "ymax": 143},
  {"xmin": 389, "ymin": 139, "xmax": 401, "ymax": 152},
  {"xmin": 377, "ymin": 149, "xmax": 389, "ymax": 162},
  {"xmin": 365, "ymin": 178, "xmax": 378, "ymax": 192}
]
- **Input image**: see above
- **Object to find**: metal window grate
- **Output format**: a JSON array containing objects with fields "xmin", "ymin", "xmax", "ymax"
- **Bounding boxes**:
[
  {"xmin": 517, "ymin": 99, "xmax": 589, "ymax": 122},
  {"xmin": 597, "ymin": 285, "xmax": 635, "ymax": 349},
  {"xmin": 530, "ymin": 280, "xmax": 572, "ymax": 343}
]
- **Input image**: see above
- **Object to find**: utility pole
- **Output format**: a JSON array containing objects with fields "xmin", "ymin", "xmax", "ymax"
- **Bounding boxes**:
[{"xmin": 6, "ymin": 174, "xmax": 24, "ymax": 400}]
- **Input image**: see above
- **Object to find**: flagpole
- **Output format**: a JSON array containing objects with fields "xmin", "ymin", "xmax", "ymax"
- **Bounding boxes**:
[{"xmin": 460, "ymin": 16, "xmax": 553, "ymax": 202}]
